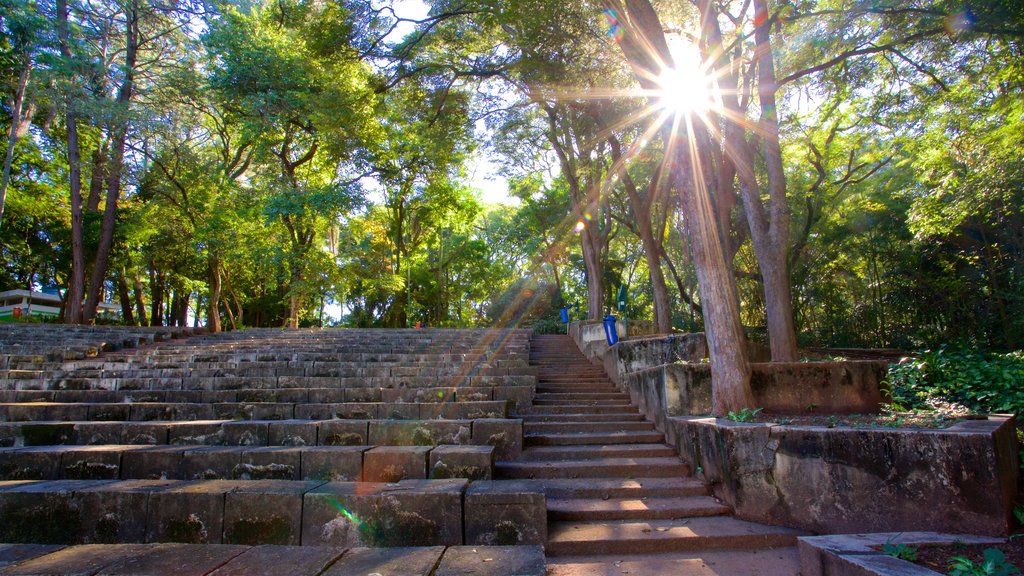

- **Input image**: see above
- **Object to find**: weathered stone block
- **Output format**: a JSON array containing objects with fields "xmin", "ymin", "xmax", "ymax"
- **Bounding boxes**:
[
  {"xmin": 146, "ymin": 480, "xmax": 237, "ymax": 544},
  {"xmin": 74, "ymin": 480, "xmax": 179, "ymax": 544},
  {"xmin": 98, "ymin": 542, "xmax": 249, "ymax": 575},
  {"xmin": 0, "ymin": 446, "xmax": 63, "ymax": 480},
  {"xmin": 75, "ymin": 422, "xmax": 168, "ymax": 446},
  {"xmin": 213, "ymin": 403, "xmax": 293, "ymax": 421},
  {"xmin": 222, "ymin": 480, "xmax": 324, "ymax": 545},
  {"xmin": 381, "ymin": 387, "xmax": 456, "ymax": 403},
  {"xmin": 342, "ymin": 387, "xmax": 380, "ymax": 403},
  {"xmin": 0, "ymin": 544, "xmax": 65, "ymax": 569},
  {"xmin": 362, "ymin": 446, "xmax": 430, "ymax": 482},
  {"xmin": 180, "ymin": 446, "xmax": 242, "ymax": 480},
  {"xmin": 303, "ymin": 480, "xmax": 466, "ymax": 547},
  {"xmin": 21, "ymin": 423, "xmax": 75, "ymax": 446},
  {"xmin": 429, "ymin": 445, "xmax": 493, "ymax": 480},
  {"xmin": 120, "ymin": 446, "xmax": 184, "ymax": 480},
  {"xmin": 671, "ymin": 415, "xmax": 1019, "ymax": 536},
  {"xmin": 379, "ymin": 403, "xmax": 419, "ymax": 420},
  {"xmin": 0, "ymin": 480, "xmax": 113, "ymax": 544},
  {"xmin": 166, "ymin": 421, "xmax": 227, "ymax": 445},
  {"xmin": 208, "ymin": 544, "xmax": 345, "ymax": 576},
  {"xmin": 317, "ymin": 420, "xmax": 368, "ymax": 446},
  {"xmin": 319, "ymin": 547, "xmax": 444, "ymax": 576},
  {"xmin": 0, "ymin": 543, "xmax": 148, "ymax": 575},
  {"xmin": 464, "ymin": 480, "xmax": 546, "ymax": 546},
  {"xmin": 220, "ymin": 421, "xmax": 270, "ymax": 446},
  {"xmin": 470, "ymin": 419, "xmax": 522, "ymax": 460},
  {"xmin": 369, "ymin": 420, "xmax": 471, "ymax": 447},
  {"xmin": 267, "ymin": 420, "xmax": 317, "ymax": 447},
  {"xmin": 435, "ymin": 545, "xmax": 546, "ymax": 576},
  {"xmin": 234, "ymin": 447, "xmax": 301, "ymax": 480},
  {"xmin": 61, "ymin": 446, "xmax": 126, "ymax": 480},
  {"xmin": 300, "ymin": 446, "xmax": 367, "ymax": 482},
  {"xmin": 492, "ymin": 386, "xmax": 534, "ymax": 412}
]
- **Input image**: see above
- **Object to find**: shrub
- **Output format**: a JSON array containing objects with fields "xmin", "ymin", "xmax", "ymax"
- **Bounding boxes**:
[{"xmin": 886, "ymin": 347, "xmax": 1024, "ymax": 416}]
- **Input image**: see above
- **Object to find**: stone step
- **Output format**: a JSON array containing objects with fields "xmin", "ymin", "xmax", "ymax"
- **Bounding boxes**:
[
  {"xmin": 0, "ymin": 398, "xmax": 514, "ymax": 423},
  {"xmin": 535, "ymin": 386, "xmax": 619, "ymax": 394},
  {"xmin": 0, "ymin": 478, "xmax": 547, "ymax": 550},
  {"xmin": 547, "ymin": 496, "xmax": 731, "ymax": 521},
  {"xmin": 519, "ymin": 444, "xmax": 676, "ymax": 461},
  {"xmin": 525, "ymin": 431, "xmax": 665, "ymax": 446},
  {"xmin": 544, "ymin": 547, "xmax": 803, "ymax": 575},
  {"xmin": 535, "ymin": 477, "xmax": 708, "ymax": 499},
  {"xmin": 524, "ymin": 421, "xmax": 655, "ymax": 434},
  {"xmin": 0, "ymin": 542, "xmax": 545, "ymax": 575},
  {"xmin": 520, "ymin": 413, "xmax": 647, "ymax": 423},
  {"xmin": 0, "ymin": 418, "xmax": 522, "ymax": 460},
  {"xmin": 534, "ymin": 392, "xmax": 629, "ymax": 401},
  {"xmin": 532, "ymin": 399, "xmax": 631, "ymax": 406},
  {"xmin": 525, "ymin": 405, "xmax": 636, "ymax": 415},
  {"xmin": 0, "ymin": 442, "xmax": 499, "ymax": 483},
  {"xmin": 545, "ymin": 517, "xmax": 808, "ymax": 556},
  {"xmin": 495, "ymin": 457, "xmax": 688, "ymax": 479}
]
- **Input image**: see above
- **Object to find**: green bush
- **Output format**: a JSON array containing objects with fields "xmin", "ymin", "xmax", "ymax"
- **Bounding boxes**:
[{"xmin": 886, "ymin": 347, "xmax": 1024, "ymax": 415}]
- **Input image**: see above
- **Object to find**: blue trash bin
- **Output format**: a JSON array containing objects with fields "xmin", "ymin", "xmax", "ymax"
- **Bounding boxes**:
[
  {"xmin": 603, "ymin": 315, "xmax": 619, "ymax": 345},
  {"xmin": 559, "ymin": 306, "xmax": 569, "ymax": 324}
]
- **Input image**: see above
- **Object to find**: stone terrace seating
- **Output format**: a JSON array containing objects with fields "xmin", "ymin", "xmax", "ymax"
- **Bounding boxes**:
[
  {"xmin": 0, "ymin": 326, "xmax": 546, "ymax": 553},
  {"xmin": 0, "ymin": 324, "xmax": 194, "ymax": 378}
]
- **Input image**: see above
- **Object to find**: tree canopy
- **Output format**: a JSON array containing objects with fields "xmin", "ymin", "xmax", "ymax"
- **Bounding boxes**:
[{"xmin": 1, "ymin": 0, "xmax": 1020, "ymax": 375}]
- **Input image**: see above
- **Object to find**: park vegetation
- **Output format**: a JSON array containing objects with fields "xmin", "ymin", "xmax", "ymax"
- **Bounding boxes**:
[{"xmin": 1, "ymin": 0, "xmax": 1021, "ymax": 409}]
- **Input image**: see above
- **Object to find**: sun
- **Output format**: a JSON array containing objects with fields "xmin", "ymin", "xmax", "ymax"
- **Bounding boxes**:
[
  {"xmin": 654, "ymin": 38, "xmax": 717, "ymax": 115},
  {"xmin": 655, "ymin": 62, "xmax": 714, "ymax": 115}
]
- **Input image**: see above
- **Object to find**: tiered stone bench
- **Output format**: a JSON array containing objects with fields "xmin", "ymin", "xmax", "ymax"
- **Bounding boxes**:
[
  {"xmin": 0, "ymin": 543, "xmax": 546, "ymax": 575},
  {"xmin": 0, "ymin": 326, "xmax": 547, "ymax": 561}
]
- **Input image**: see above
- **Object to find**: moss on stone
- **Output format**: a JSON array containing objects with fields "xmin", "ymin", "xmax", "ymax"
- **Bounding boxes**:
[
  {"xmin": 165, "ymin": 513, "xmax": 208, "ymax": 544},
  {"xmin": 323, "ymin": 432, "xmax": 364, "ymax": 446},
  {"xmin": 225, "ymin": 516, "xmax": 292, "ymax": 545}
]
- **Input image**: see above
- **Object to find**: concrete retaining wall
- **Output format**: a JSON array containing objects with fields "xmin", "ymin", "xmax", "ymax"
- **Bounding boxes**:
[
  {"xmin": 621, "ymin": 361, "xmax": 889, "ymax": 429},
  {"xmin": 566, "ymin": 320, "xmax": 657, "ymax": 365},
  {"xmin": 669, "ymin": 415, "xmax": 1019, "ymax": 537}
]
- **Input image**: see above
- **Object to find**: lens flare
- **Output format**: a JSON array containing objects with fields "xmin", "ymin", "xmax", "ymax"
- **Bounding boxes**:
[{"xmin": 574, "ymin": 221, "xmax": 585, "ymax": 232}]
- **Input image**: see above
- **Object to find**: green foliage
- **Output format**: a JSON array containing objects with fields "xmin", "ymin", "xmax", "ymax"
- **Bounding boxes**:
[
  {"xmin": 948, "ymin": 548, "xmax": 1019, "ymax": 576},
  {"xmin": 882, "ymin": 540, "xmax": 918, "ymax": 562},
  {"xmin": 886, "ymin": 348, "xmax": 1024, "ymax": 415},
  {"xmin": 726, "ymin": 408, "xmax": 763, "ymax": 423}
]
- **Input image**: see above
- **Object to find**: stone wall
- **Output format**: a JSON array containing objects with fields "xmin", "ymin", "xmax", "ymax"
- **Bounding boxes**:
[
  {"xmin": 668, "ymin": 415, "xmax": 1019, "ymax": 537},
  {"xmin": 620, "ymin": 360, "xmax": 889, "ymax": 429},
  {"xmin": 566, "ymin": 319, "xmax": 652, "ymax": 363}
]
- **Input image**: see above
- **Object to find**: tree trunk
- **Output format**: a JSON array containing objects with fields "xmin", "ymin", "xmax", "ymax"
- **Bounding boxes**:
[
  {"xmin": 751, "ymin": 0, "xmax": 798, "ymax": 360},
  {"xmin": 677, "ymin": 120, "xmax": 754, "ymax": 414},
  {"xmin": 57, "ymin": 0, "xmax": 85, "ymax": 324},
  {"xmin": 610, "ymin": 0, "xmax": 753, "ymax": 413},
  {"xmin": 116, "ymin": 267, "xmax": 135, "ymax": 325},
  {"xmin": 175, "ymin": 292, "xmax": 188, "ymax": 327},
  {"xmin": 0, "ymin": 58, "xmax": 33, "ymax": 229},
  {"xmin": 207, "ymin": 255, "xmax": 222, "ymax": 332},
  {"xmin": 697, "ymin": 0, "xmax": 799, "ymax": 361},
  {"xmin": 86, "ymin": 141, "xmax": 108, "ymax": 213},
  {"xmin": 83, "ymin": 2, "xmax": 137, "ymax": 322},
  {"xmin": 149, "ymin": 268, "xmax": 164, "ymax": 327},
  {"xmin": 605, "ymin": 133, "xmax": 672, "ymax": 333},
  {"xmin": 639, "ymin": 222, "xmax": 672, "ymax": 332},
  {"xmin": 132, "ymin": 272, "xmax": 147, "ymax": 326},
  {"xmin": 581, "ymin": 226, "xmax": 604, "ymax": 320}
]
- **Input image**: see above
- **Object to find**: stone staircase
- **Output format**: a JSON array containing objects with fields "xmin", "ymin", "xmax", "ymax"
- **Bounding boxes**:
[{"xmin": 510, "ymin": 334, "xmax": 804, "ymax": 557}]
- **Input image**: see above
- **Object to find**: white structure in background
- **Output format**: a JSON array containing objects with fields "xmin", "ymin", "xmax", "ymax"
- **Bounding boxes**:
[{"xmin": 0, "ymin": 289, "xmax": 120, "ymax": 321}]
